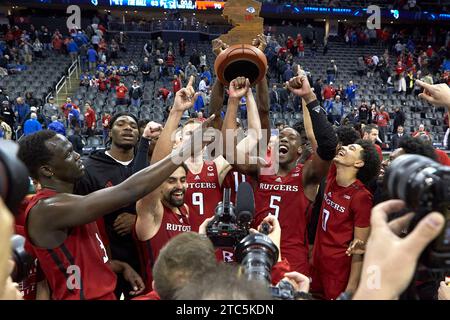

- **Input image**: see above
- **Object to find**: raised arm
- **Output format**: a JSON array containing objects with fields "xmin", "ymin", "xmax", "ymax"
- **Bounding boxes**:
[
  {"xmin": 221, "ymin": 77, "xmax": 258, "ymax": 176},
  {"xmin": 150, "ymin": 76, "xmax": 197, "ymax": 164},
  {"xmin": 30, "ymin": 121, "xmax": 212, "ymax": 234},
  {"xmin": 286, "ymin": 75, "xmax": 337, "ymax": 202}
]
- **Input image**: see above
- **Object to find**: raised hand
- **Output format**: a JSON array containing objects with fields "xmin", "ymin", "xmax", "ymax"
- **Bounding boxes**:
[
  {"xmin": 212, "ymin": 39, "xmax": 229, "ymax": 56},
  {"xmin": 286, "ymin": 75, "xmax": 315, "ymax": 102},
  {"xmin": 416, "ymin": 80, "xmax": 450, "ymax": 109},
  {"xmin": 252, "ymin": 34, "xmax": 267, "ymax": 52},
  {"xmin": 229, "ymin": 77, "xmax": 250, "ymax": 99},
  {"xmin": 142, "ymin": 121, "xmax": 163, "ymax": 139},
  {"xmin": 173, "ymin": 76, "xmax": 199, "ymax": 113}
]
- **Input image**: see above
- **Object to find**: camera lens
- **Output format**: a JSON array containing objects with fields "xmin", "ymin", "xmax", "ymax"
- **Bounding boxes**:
[
  {"xmin": 235, "ymin": 233, "xmax": 279, "ymax": 284},
  {"xmin": 11, "ymin": 235, "xmax": 33, "ymax": 283},
  {"xmin": 386, "ymin": 154, "xmax": 450, "ymax": 210}
]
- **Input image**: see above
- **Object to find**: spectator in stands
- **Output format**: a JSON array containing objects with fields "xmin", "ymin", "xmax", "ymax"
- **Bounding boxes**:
[
  {"xmin": 67, "ymin": 38, "xmax": 79, "ymax": 62},
  {"xmin": 61, "ymin": 97, "xmax": 78, "ymax": 120},
  {"xmin": 368, "ymin": 104, "xmax": 378, "ymax": 124},
  {"xmin": 24, "ymin": 92, "xmax": 38, "ymax": 109},
  {"xmin": 201, "ymin": 66, "xmax": 212, "ymax": 86},
  {"xmin": 362, "ymin": 124, "xmax": 383, "ymax": 161},
  {"xmin": 184, "ymin": 62, "xmax": 197, "ymax": 80},
  {"xmin": 179, "ymin": 38, "xmax": 186, "ymax": 57},
  {"xmin": 68, "ymin": 104, "xmax": 81, "ymax": 129},
  {"xmin": 189, "ymin": 49, "xmax": 200, "ymax": 69},
  {"xmin": 21, "ymin": 40, "xmax": 33, "ymax": 64},
  {"xmin": 313, "ymin": 78, "xmax": 323, "ymax": 104},
  {"xmin": 14, "ymin": 97, "xmax": 30, "ymax": 126},
  {"xmin": 394, "ymin": 40, "xmax": 404, "ymax": 56},
  {"xmin": 157, "ymin": 86, "xmax": 171, "ymax": 103},
  {"xmin": 109, "ymin": 71, "xmax": 121, "ymax": 90},
  {"xmin": 172, "ymin": 75, "xmax": 181, "ymax": 95},
  {"xmin": 326, "ymin": 60, "xmax": 337, "ymax": 84},
  {"xmin": 116, "ymin": 81, "xmax": 128, "ymax": 106},
  {"xmin": 91, "ymin": 32, "xmax": 101, "ymax": 51},
  {"xmin": 42, "ymin": 96, "xmax": 60, "ymax": 126},
  {"xmin": 376, "ymin": 105, "xmax": 390, "ymax": 143},
  {"xmin": 87, "ymin": 46, "xmax": 97, "ymax": 72},
  {"xmin": 140, "ymin": 57, "xmax": 151, "ymax": 83},
  {"xmin": 412, "ymin": 124, "xmax": 431, "ymax": 138},
  {"xmin": 23, "ymin": 112, "xmax": 42, "ymax": 136},
  {"xmin": 102, "ymin": 112, "xmax": 111, "ymax": 145},
  {"xmin": 129, "ymin": 60, "xmax": 139, "ymax": 77},
  {"xmin": 199, "ymin": 52, "xmax": 207, "ymax": 72},
  {"xmin": 110, "ymin": 39, "xmax": 119, "ymax": 60},
  {"xmin": 41, "ymin": 27, "xmax": 52, "ymax": 51},
  {"xmin": 390, "ymin": 125, "xmax": 407, "ymax": 151},
  {"xmin": 97, "ymin": 73, "xmax": 110, "ymax": 92},
  {"xmin": 84, "ymin": 102, "xmax": 96, "ymax": 137},
  {"xmin": 342, "ymin": 108, "xmax": 359, "ymax": 126},
  {"xmin": 68, "ymin": 125, "xmax": 84, "ymax": 154},
  {"xmin": 48, "ymin": 115, "xmax": 66, "ymax": 136},
  {"xmin": 0, "ymin": 101, "xmax": 15, "ymax": 131},
  {"xmin": 310, "ymin": 40, "xmax": 318, "ymax": 57},
  {"xmin": 417, "ymin": 134, "xmax": 450, "ymax": 166},
  {"xmin": 129, "ymin": 80, "xmax": 143, "ymax": 108},
  {"xmin": 283, "ymin": 64, "xmax": 294, "ymax": 82},
  {"xmin": 270, "ymin": 84, "xmax": 281, "ymax": 112},
  {"xmin": 345, "ymin": 81, "xmax": 357, "ymax": 107},
  {"xmin": 166, "ymin": 51, "xmax": 176, "ymax": 76},
  {"xmin": 393, "ymin": 106, "xmax": 406, "ymax": 133},
  {"xmin": 32, "ymin": 38, "xmax": 43, "ymax": 59},
  {"xmin": 196, "ymin": 111, "xmax": 206, "ymax": 123},
  {"xmin": 327, "ymin": 95, "xmax": 343, "ymax": 125},
  {"xmin": 322, "ymin": 82, "xmax": 335, "ymax": 111},
  {"xmin": 0, "ymin": 116, "xmax": 12, "ymax": 140},
  {"xmin": 80, "ymin": 73, "xmax": 91, "ymax": 87}
]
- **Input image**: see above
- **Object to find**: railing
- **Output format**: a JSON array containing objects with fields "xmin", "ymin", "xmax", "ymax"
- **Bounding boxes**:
[{"xmin": 47, "ymin": 58, "xmax": 80, "ymax": 103}]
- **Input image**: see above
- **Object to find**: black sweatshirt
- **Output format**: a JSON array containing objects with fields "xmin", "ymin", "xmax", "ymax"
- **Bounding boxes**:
[{"xmin": 74, "ymin": 137, "xmax": 150, "ymax": 270}]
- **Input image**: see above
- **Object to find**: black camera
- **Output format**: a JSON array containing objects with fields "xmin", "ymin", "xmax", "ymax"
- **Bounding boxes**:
[
  {"xmin": 236, "ymin": 232, "xmax": 300, "ymax": 300},
  {"xmin": 11, "ymin": 235, "xmax": 34, "ymax": 283},
  {"xmin": 0, "ymin": 140, "xmax": 30, "ymax": 214},
  {"xmin": 206, "ymin": 188, "xmax": 251, "ymax": 248},
  {"xmin": 386, "ymin": 154, "xmax": 450, "ymax": 271}
]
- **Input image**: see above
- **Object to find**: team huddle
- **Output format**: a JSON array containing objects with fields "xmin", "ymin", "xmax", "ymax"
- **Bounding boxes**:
[{"xmin": 12, "ymin": 56, "xmax": 394, "ymax": 301}]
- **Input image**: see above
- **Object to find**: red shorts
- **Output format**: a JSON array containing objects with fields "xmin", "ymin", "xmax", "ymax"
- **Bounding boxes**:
[{"xmin": 310, "ymin": 266, "xmax": 347, "ymax": 300}]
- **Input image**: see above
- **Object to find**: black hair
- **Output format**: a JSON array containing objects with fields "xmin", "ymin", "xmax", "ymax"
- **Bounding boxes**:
[
  {"xmin": 355, "ymin": 139, "xmax": 381, "ymax": 185},
  {"xmin": 138, "ymin": 119, "xmax": 149, "ymax": 129},
  {"xmin": 108, "ymin": 112, "xmax": 139, "ymax": 130},
  {"xmin": 336, "ymin": 125, "xmax": 361, "ymax": 146},
  {"xmin": 18, "ymin": 130, "xmax": 57, "ymax": 180},
  {"xmin": 398, "ymin": 136, "xmax": 438, "ymax": 161},
  {"xmin": 362, "ymin": 124, "xmax": 378, "ymax": 135}
]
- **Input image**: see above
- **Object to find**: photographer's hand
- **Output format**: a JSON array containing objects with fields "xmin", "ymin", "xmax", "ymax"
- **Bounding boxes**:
[
  {"xmin": 198, "ymin": 216, "xmax": 214, "ymax": 235},
  {"xmin": 282, "ymin": 271, "xmax": 310, "ymax": 294},
  {"xmin": 353, "ymin": 200, "xmax": 445, "ymax": 300},
  {"xmin": 250, "ymin": 214, "xmax": 282, "ymax": 262},
  {"xmin": 0, "ymin": 199, "xmax": 14, "ymax": 300}
]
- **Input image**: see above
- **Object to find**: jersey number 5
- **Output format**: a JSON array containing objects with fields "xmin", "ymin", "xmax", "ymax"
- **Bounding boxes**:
[
  {"xmin": 269, "ymin": 195, "xmax": 281, "ymax": 219},
  {"xmin": 192, "ymin": 192, "xmax": 204, "ymax": 216}
]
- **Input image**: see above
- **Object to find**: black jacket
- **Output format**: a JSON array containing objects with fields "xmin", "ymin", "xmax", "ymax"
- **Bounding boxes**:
[
  {"xmin": 390, "ymin": 133, "xmax": 407, "ymax": 150},
  {"xmin": 68, "ymin": 133, "xmax": 84, "ymax": 154},
  {"xmin": 74, "ymin": 137, "xmax": 150, "ymax": 270}
]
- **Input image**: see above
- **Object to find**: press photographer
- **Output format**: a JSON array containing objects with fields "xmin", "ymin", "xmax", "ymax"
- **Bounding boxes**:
[{"xmin": 0, "ymin": 140, "xmax": 31, "ymax": 300}]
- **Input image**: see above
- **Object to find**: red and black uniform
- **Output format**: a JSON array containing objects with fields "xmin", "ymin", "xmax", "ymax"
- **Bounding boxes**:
[
  {"xmin": 185, "ymin": 161, "xmax": 223, "ymax": 232},
  {"xmin": 311, "ymin": 166, "xmax": 372, "ymax": 300},
  {"xmin": 221, "ymin": 169, "xmax": 253, "ymax": 205},
  {"xmin": 24, "ymin": 189, "xmax": 117, "ymax": 300},
  {"xmin": 253, "ymin": 164, "xmax": 312, "ymax": 276},
  {"xmin": 135, "ymin": 204, "xmax": 190, "ymax": 290}
]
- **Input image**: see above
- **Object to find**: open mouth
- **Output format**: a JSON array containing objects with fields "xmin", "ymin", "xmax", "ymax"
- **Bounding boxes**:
[
  {"xmin": 279, "ymin": 145, "xmax": 289, "ymax": 155},
  {"xmin": 338, "ymin": 149, "xmax": 345, "ymax": 157},
  {"xmin": 172, "ymin": 191, "xmax": 184, "ymax": 199}
]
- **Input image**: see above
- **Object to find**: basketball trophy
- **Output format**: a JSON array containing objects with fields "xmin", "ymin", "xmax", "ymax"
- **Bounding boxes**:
[{"xmin": 213, "ymin": 0, "xmax": 268, "ymax": 86}]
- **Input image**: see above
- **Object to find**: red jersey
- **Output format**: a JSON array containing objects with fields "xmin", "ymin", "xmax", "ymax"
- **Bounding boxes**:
[
  {"xmin": 172, "ymin": 79, "xmax": 181, "ymax": 94},
  {"xmin": 435, "ymin": 149, "xmax": 450, "ymax": 166},
  {"xmin": 312, "ymin": 166, "xmax": 372, "ymax": 289},
  {"xmin": 135, "ymin": 204, "xmax": 190, "ymax": 290},
  {"xmin": 24, "ymin": 189, "xmax": 117, "ymax": 300},
  {"xmin": 375, "ymin": 143, "xmax": 383, "ymax": 161},
  {"xmin": 221, "ymin": 169, "xmax": 253, "ymax": 205},
  {"xmin": 376, "ymin": 111, "xmax": 390, "ymax": 127},
  {"xmin": 116, "ymin": 85, "xmax": 128, "ymax": 99},
  {"xmin": 84, "ymin": 108, "xmax": 96, "ymax": 128},
  {"xmin": 253, "ymin": 164, "xmax": 312, "ymax": 275},
  {"xmin": 185, "ymin": 161, "xmax": 223, "ymax": 232}
]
